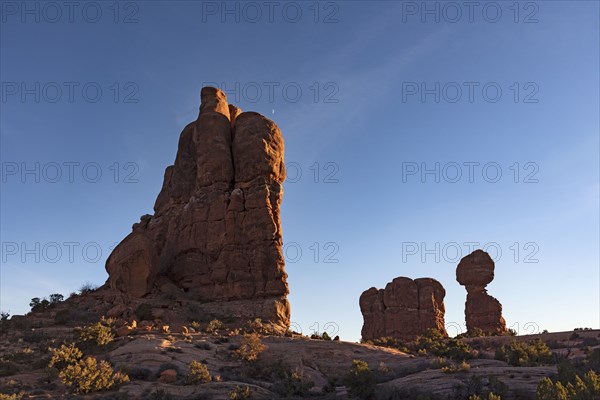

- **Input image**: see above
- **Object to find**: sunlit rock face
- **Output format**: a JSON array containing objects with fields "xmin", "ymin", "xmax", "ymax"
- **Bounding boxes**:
[
  {"xmin": 360, "ymin": 277, "xmax": 447, "ymax": 341},
  {"xmin": 105, "ymin": 87, "xmax": 289, "ymax": 331},
  {"xmin": 457, "ymin": 249, "xmax": 507, "ymax": 335}
]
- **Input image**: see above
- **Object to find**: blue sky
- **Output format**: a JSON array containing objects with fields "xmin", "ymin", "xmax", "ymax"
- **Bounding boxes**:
[{"xmin": 1, "ymin": 1, "xmax": 598, "ymax": 341}]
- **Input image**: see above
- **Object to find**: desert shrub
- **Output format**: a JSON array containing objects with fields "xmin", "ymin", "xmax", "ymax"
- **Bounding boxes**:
[
  {"xmin": 79, "ymin": 317, "xmax": 115, "ymax": 346},
  {"xmin": 272, "ymin": 368, "xmax": 314, "ymax": 397},
  {"xmin": 205, "ymin": 319, "xmax": 224, "ymax": 333},
  {"xmin": 135, "ymin": 303, "xmax": 154, "ymax": 321},
  {"xmin": 229, "ymin": 385, "xmax": 252, "ymax": 400},
  {"xmin": 0, "ymin": 311, "xmax": 10, "ymax": 333},
  {"xmin": 442, "ymin": 360, "xmax": 471, "ymax": 373},
  {"xmin": 536, "ymin": 377, "xmax": 568, "ymax": 400},
  {"xmin": 49, "ymin": 344, "xmax": 128, "ymax": 393},
  {"xmin": 185, "ymin": 360, "xmax": 211, "ymax": 384},
  {"xmin": 430, "ymin": 357, "xmax": 451, "ymax": 369},
  {"xmin": 29, "ymin": 297, "xmax": 50, "ymax": 313},
  {"xmin": 0, "ymin": 395, "xmax": 21, "ymax": 400},
  {"xmin": 495, "ymin": 339, "xmax": 554, "ymax": 366},
  {"xmin": 79, "ymin": 282, "xmax": 98, "ymax": 294},
  {"xmin": 507, "ymin": 329, "xmax": 517, "ymax": 336},
  {"xmin": 59, "ymin": 356, "xmax": 129, "ymax": 393},
  {"xmin": 536, "ymin": 370, "xmax": 600, "ymax": 400},
  {"xmin": 235, "ymin": 333, "xmax": 266, "ymax": 362},
  {"xmin": 346, "ymin": 359, "xmax": 376, "ymax": 399},
  {"xmin": 190, "ymin": 321, "xmax": 201, "ymax": 331},
  {"xmin": 415, "ymin": 332, "xmax": 472, "ymax": 361},
  {"xmin": 48, "ymin": 343, "xmax": 84, "ymax": 369},
  {"xmin": 49, "ymin": 293, "xmax": 64, "ymax": 304}
]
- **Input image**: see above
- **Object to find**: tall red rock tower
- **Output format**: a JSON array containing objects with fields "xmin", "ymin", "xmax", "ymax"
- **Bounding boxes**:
[{"xmin": 105, "ymin": 87, "xmax": 290, "ymax": 331}]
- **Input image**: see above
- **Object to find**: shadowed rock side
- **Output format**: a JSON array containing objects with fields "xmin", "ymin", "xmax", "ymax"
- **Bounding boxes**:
[
  {"xmin": 105, "ymin": 87, "xmax": 289, "ymax": 331},
  {"xmin": 360, "ymin": 277, "xmax": 447, "ymax": 341},
  {"xmin": 457, "ymin": 249, "xmax": 507, "ymax": 335}
]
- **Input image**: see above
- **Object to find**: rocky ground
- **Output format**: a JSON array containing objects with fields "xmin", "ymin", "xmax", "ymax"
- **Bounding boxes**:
[{"xmin": 1, "ymin": 291, "xmax": 598, "ymax": 400}]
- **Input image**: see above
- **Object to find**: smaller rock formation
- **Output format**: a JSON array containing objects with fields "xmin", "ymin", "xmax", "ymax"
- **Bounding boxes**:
[
  {"xmin": 456, "ymin": 249, "xmax": 507, "ymax": 335},
  {"xmin": 360, "ymin": 277, "xmax": 447, "ymax": 341}
]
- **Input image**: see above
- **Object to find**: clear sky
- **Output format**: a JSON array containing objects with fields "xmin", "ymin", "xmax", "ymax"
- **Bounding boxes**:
[{"xmin": 1, "ymin": 1, "xmax": 598, "ymax": 342}]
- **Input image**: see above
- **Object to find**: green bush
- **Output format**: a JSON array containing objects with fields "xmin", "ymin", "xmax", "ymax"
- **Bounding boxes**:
[
  {"xmin": 185, "ymin": 360, "xmax": 211, "ymax": 384},
  {"xmin": 49, "ymin": 293, "xmax": 64, "ymax": 304},
  {"xmin": 536, "ymin": 370, "xmax": 600, "ymax": 400},
  {"xmin": 346, "ymin": 359, "xmax": 376, "ymax": 399},
  {"xmin": 29, "ymin": 297, "xmax": 50, "ymax": 313},
  {"xmin": 79, "ymin": 317, "xmax": 115, "ymax": 346},
  {"xmin": 495, "ymin": 339, "xmax": 554, "ymax": 366}
]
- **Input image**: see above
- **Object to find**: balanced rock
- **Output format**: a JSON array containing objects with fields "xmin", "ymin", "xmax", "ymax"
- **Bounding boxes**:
[
  {"xmin": 360, "ymin": 277, "xmax": 447, "ymax": 341},
  {"xmin": 105, "ymin": 87, "xmax": 289, "ymax": 331},
  {"xmin": 456, "ymin": 249, "xmax": 507, "ymax": 335}
]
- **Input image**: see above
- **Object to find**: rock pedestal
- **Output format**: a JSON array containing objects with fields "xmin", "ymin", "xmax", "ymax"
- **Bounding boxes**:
[
  {"xmin": 360, "ymin": 277, "xmax": 447, "ymax": 341},
  {"xmin": 456, "ymin": 249, "xmax": 507, "ymax": 335},
  {"xmin": 105, "ymin": 87, "xmax": 290, "ymax": 331}
]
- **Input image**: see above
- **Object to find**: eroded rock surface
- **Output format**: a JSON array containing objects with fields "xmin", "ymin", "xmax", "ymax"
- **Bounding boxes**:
[
  {"xmin": 457, "ymin": 249, "xmax": 507, "ymax": 335},
  {"xmin": 360, "ymin": 277, "xmax": 447, "ymax": 341},
  {"xmin": 105, "ymin": 87, "xmax": 289, "ymax": 331}
]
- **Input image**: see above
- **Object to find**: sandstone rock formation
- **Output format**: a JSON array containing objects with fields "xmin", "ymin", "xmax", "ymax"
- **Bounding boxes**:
[
  {"xmin": 456, "ymin": 249, "xmax": 507, "ymax": 335},
  {"xmin": 105, "ymin": 87, "xmax": 289, "ymax": 331},
  {"xmin": 360, "ymin": 277, "xmax": 447, "ymax": 341}
]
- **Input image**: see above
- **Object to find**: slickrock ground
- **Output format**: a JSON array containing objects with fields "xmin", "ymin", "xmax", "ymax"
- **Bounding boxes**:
[{"xmin": 1, "ymin": 292, "xmax": 598, "ymax": 399}]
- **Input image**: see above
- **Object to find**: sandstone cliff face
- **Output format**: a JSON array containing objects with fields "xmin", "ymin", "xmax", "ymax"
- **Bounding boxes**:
[
  {"xmin": 457, "ymin": 250, "xmax": 507, "ymax": 335},
  {"xmin": 360, "ymin": 277, "xmax": 447, "ymax": 341},
  {"xmin": 105, "ymin": 87, "xmax": 289, "ymax": 330}
]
